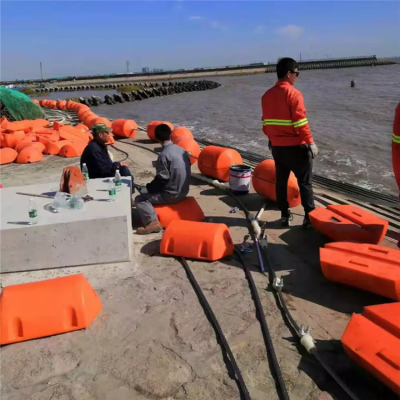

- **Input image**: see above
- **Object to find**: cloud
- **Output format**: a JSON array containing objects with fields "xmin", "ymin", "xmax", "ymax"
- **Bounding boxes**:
[
  {"xmin": 189, "ymin": 16, "xmax": 203, "ymax": 21},
  {"xmin": 210, "ymin": 20, "xmax": 226, "ymax": 31},
  {"xmin": 254, "ymin": 25, "xmax": 265, "ymax": 34},
  {"xmin": 277, "ymin": 25, "xmax": 304, "ymax": 40}
]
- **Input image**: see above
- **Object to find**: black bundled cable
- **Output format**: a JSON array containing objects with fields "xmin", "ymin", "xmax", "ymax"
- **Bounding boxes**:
[
  {"xmin": 235, "ymin": 249, "xmax": 291, "ymax": 400},
  {"xmin": 179, "ymin": 257, "xmax": 251, "ymax": 400}
]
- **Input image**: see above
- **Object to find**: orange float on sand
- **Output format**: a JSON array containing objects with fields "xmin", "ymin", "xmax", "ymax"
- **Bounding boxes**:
[
  {"xmin": 89, "ymin": 117, "xmax": 111, "ymax": 130},
  {"xmin": 320, "ymin": 242, "xmax": 400, "ymax": 300},
  {"xmin": 252, "ymin": 159, "xmax": 301, "ymax": 207},
  {"xmin": 112, "ymin": 119, "xmax": 138, "ymax": 138},
  {"xmin": 171, "ymin": 126, "xmax": 194, "ymax": 143},
  {"xmin": 0, "ymin": 274, "xmax": 102, "ymax": 345},
  {"xmin": 154, "ymin": 196, "xmax": 205, "ymax": 228},
  {"xmin": 341, "ymin": 302, "xmax": 400, "ymax": 396},
  {"xmin": 147, "ymin": 121, "xmax": 174, "ymax": 142},
  {"xmin": 174, "ymin": 137, "xmax": 201, "ymax": 165},
  {"xmin": 44, "ymin": 140, "xmax": 72, "ymax": 155},
  {"xmin": 16, "ymin": 146, "xmax": 43, "ymax": 164},
  {"xmin": 198, "ymin": 145, "xmax": 243, "ymax": 182},
  {"xmin": 74, "ymin": 123, "xmax": 89, "ymax": 133},
  {"xmin": 0, "ymin": 148, "xmax": 18, "ymax": 164},
  {"xmin": 15, "ymin": 139, "xmax": 36, "ymax": 153},
  {"xmin": 59, "ymin": 141, "xmax": 87, "ymax": 158},
  {"xmin": 160, "ymin": 220, "xmax": 234, "ymax": 261}
]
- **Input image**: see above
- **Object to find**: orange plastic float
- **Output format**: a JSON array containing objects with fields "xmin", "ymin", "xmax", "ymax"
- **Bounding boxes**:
[
  {"xmin": 154, "ymin": 196, "xmax": 205, "ymax": 228},
  {"xmin": 198, "ymin": 145, "xmax": 243, "ymax": 182},
  {"xmin": 0, "ymin": 148, "xmax": 18, "ymax": 164},
  {"xmin": 147, "ymin": 121, "xmax": 174, "ymax": 142},
  {"xmin": 59, "ymin": 125, "xmax": 90, "ymax": 143},
  {"xmin": 341, "ymin": 302, "xmax": 400, "ymax": 396},
  {"xmin": 16, "ymin": 146, "xmax": 43, "ymax": 164},
  {"xmin": 32, "ymin": 99, "xmax": 39, "ymax": 105},
  {"xmin": 59, "ymin": 141, "xmax": 87, "ymax": 158},
  {"xmin": 112, "ymin": 119, "xmax": 138, "ymax": 138},
  {"xmin": 74, "ymin": 123, "xmax": 89, "ymax": 133},
  {"xmin": 252, "ymin": 159, "xmax": 301, "ymax": 207},
  {"xmin": 309, "ymin": 205, "xmax": 388, "ymax": 244},
  {"xmin": 0, "ymin": 274, "xmax": 102, "ymax": 345},
  {"xmin": 160, "ymin": 220, "xmax": 234, "ymax": 261},
  {"xmin": 174, "ymin": 137, "xmax": 201, "ymax": 165},
  {"xmin": 320, "ymin": 242, "xmax": 400, "ymax": 300},
  {"xmin": 1, "ymin": 133, "xmax": 18, "ymax": 148},
  {"xmin": 327, "ymin": 205, "xmax": 388, "ymax": 245},
  {"xmin": 171, "ymin": 126, "xmax": 194, "ymax": 143},
  {"xmin": 44, "ymin": 140, "xmax": 72, "ymax": 155},
  {"xmin": 15, "ymin": 139, "xmax": 37, "ymax": 153},
  {"xmin": 89, "ymin": 117, "xmax": 111, "ymax": 130},
  {"xmin": 83, "ymin": 113, "xmax": 97, "ymax": 127},
  {"xmin": 56, "ymin": 100, "xmax": 67, "ymax": 110}
]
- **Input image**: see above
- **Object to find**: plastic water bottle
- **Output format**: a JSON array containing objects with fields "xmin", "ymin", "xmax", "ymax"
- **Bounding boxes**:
[
  {"xmin": 114, "ymin": 169, "xmax": 122, "ymax": 191},
  {"xmin": 108, "ymin": 179, "xmax": 116, "ymax": 201},
  {"xmin": 82, "ymin": 163, "xmax": 89, "ymax": 181},
  {"xmin": 28, "ymin": 198, "xmax": 38, "ymax": 225}
]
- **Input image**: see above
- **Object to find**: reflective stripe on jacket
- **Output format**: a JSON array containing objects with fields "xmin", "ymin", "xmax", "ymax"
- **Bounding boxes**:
[
  {"xmin": 261, "ymin": 81, "xmax": 314, "ymax": 146},
  {"xmin": 393, "ymin": 102, "xmax": 400, "ymax": 192}
]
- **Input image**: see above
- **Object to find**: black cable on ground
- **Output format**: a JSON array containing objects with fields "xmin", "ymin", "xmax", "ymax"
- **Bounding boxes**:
[
  {"xmin": 110, "ymin": 144, "xmax": 129, "ymax": 162},
  {"xmin": 234, "ymin": 249, "xmax": 291, "ymax": 400},
  {"xmin": 179, "ymin": 257, "xmax": 251, "ymax": 400}
]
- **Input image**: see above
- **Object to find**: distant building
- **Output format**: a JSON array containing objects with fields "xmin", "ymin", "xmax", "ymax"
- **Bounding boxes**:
[
  {"xmin": 152, "ymin": 68, "xmax": 164, "ymax": 73},
  {"xmin": 142, "ymin": 67, "xmax": 150, "ymax": 74}
]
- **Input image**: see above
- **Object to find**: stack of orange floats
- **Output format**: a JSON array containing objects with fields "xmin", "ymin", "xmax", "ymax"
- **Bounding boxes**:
[{"xmin": 146, "ymin": 121, "xmax": 201, "ymax": 165}]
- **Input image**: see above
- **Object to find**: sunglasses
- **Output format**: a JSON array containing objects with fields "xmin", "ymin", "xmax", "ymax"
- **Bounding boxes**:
[{"xmin": 291, "ymin": 71, "xmax": 300, "ymax": 77}]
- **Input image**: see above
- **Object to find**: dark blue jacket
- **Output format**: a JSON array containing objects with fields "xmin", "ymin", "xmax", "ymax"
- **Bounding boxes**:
[{"xmin": 80, "ymin": 141, "xmax": 121, "ymax": 179}]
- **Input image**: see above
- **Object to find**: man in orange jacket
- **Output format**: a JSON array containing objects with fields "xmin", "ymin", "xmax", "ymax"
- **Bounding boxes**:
[
  {"xmin": 392, "ymin": 102, "xmax": 400, "ymax": 248},
  {"xmin": 261, "ymin": 57, "xmax": 318, "ymax": 228}
]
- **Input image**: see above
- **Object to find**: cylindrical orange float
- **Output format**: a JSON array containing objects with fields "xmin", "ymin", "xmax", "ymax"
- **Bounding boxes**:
[
  {"xmin": 83, "ymin": 113, "xmax": 96, "ymax": 127},
  {"xmin": 74, "ymin": 123, "xmax": 89, "ymax": 133},
  {"xmin": 77, "ymin": 108, "xmax": 91, "ymax": 122},
  {"xmin": 198, "ymin": 145, "xmax": 243, "ymax": 182},
  {"xmin": 147, "ymin": 121, "xmax": 174, "ymax": 142},
  {"xmin": 0, "ymin": 148, "xmax": 18, "ymax": 164},
  {"xmin": 160, "ymin": 220, "xmax": 234, "ymax": 261},
  {"xmin": 16, "ymin": 146, "xmax": 43, "ymax": 164},
  {"xmin": 44, "ymin": 140, "xmax": 72, "ymax": 155},
  {"xmin": 174, "ymin": 137, "xmax": 200, "ymax": 165},
  {"xmin": 112, "ymin": 119, "xmax": 138, "ymax": 138},
  {"xmin": 171, "ymin": 126, "xmax": 194, "ymax": 143},
  {"xmin": 252, "ymin": 159, "xmax": 300, "ymax": 207},
  {"xmin": 32, "ymin": 99, "xmax": 39, "ymax": 105},
  {"xmin": 59, "ymin": 141, "xmax": 87, "ymax": 158},
  {"xmin": 90, "ymin": 117, "xmax": 111, "ymax": 130},
  {"xmin": 56, "ymin": 101, "xmax": 67, "ymax": 110}
]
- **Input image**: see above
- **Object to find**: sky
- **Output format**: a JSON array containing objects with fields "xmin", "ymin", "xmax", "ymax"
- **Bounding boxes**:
[{"xmin": 1, "ymin": 1, "xmax": 399, "ymax": 81}]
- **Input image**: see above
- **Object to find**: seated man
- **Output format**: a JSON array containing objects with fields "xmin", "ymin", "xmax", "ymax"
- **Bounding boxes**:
[
  {"xmin": 81, "ymin": 123, "xmax": 132, "ymax": 179},
  {"xmin": 135, "ymin": 124, "xmax": 191, "ymax": 234}
]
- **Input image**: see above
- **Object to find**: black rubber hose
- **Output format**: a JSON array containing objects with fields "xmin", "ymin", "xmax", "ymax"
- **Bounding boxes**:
[
  {"xmin": 235, "ymin": 249, "xmax": 291, "ymax": 400},
  {"xmin": 179, "ymin": 257, "xmax": 251, "ymax": 400}
]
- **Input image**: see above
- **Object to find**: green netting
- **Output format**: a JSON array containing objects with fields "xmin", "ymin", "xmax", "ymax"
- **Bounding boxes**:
[{"xmin": 0, "ymin": 87, "xmax": 45, "ymax": 121}]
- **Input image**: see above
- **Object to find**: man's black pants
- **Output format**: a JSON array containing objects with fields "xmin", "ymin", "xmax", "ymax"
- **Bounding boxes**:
[
  {"xmin": 120, "ymin": 166, "xmax": 132, "ymax": 177},
  {"xmin": 271, "ymin": 145, "xmax": 315, "ymax": 218}
]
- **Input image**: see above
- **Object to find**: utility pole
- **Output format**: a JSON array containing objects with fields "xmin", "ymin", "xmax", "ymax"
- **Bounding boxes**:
[
  {"xmin": 40, "ymin": 61, "xmax": 44, "ymax": 80},
  {"xmin": 126, "ymin": 60, "xmax": 130, "ymax": 73}
]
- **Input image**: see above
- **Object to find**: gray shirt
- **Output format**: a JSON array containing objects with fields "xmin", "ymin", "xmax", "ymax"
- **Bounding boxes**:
[{"xmin": 146, "ymin": 141, "xmax": 191, "ymax": 197}]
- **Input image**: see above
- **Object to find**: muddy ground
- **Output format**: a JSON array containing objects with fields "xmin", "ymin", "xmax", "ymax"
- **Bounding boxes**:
[{"xmin": 0, "ymin": 133, "xmax": 397, "ymax": 400}]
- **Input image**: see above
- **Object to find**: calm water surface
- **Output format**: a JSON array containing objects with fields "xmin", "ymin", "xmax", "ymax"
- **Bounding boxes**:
[{"xmin": 46, "ymin": 64, "xmax": 400, "ymax": 195}]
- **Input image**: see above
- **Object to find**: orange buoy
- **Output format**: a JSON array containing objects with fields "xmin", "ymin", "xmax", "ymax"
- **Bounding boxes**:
[
  {"xmin": 59, "ymin": 141, "xmax": 87, "ymax": 158},
  {"xmin": 154, "ymin": 196, "xmax": 205, "ymax": 228},
  {"xmin": 174, "ymin": 137, "xmax": 201, "ymax": 165},
  {"xmin": 327, "ymin": 205, "xmax": 388, "ymax": 245},
  {"xmin": 309, "ymin": 207, "xmax": 387, "ymax": 244},
  {"xmin": 32, "ymin": 99, "xmax": 39, "ymax": 105},
  {"xmin": 59, "ymin": 126, "xmax": 89, "ymax": 143},
  {"xmin": 0, "ymin": 274, "xmax": 102, "ymax": 345},
  {"xmin": 252, "ymin": 159, "xmax": 300, "ymax": 207},
  {"xmin": 147, "ymin": 121, "xmax": 175, "ymax": 142},
  {"xmin": 44, "ymin": 140, "xmax": 72, "ymax": 155},
  {"xmin": 74, "ymin": 123, "xmax": 89, "ymax": 133},
  {"xmin": 320, "ymin": 242, "xmax": 400, "ymax": 300},
  {"xmin": 160, "ymin": 220, "xmax": 234, "ymax": 261},
  {"xmin": 16, "ymin": 146, "xmax": 43, "ymax": 163},
  {"xmin": 35, "ymin": 129, "xmax": 60, "ymax": 143},
  {"xmin": 112, "ymin": 119, "xmax": 138, "ymax": 138},
  {"xmin": 89, "ymin": 117, "xmax": 111, "ymax": 130},
  {"xmin": 15, "ymin": 139, "xmax": 36, "ymax": 153},
  {"xmin": 77, "ymin": 108, "xmax": 91, "ymax": 122},
  {"xmin": 56, "ymin": 100, "xmax": 67, "ymax": 110},
  {"xmin": 341, "ymin": 302, "xmax": 400, "ymax": 395},
  {"xmin": 0, "ymin": 148, "xmax": 18, "ymax": 164},
  {"xmin": 1, "ymin": 133, "xmax": 17, "ymax": 148},
  {"xmin": 171, "ymin": 126, "xmax": 194, "ymax": 143},
  {"xmin": 198, "ymin": 145, "xmax": 243, "ymax": 182},
  {"xmin": 83, "ymin": 113, "xmax": 96, "ymax": 127}
]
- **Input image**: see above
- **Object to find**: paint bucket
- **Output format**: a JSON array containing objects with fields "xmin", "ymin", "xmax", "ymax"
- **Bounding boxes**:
[{"xmin": 229, "ymin": 164, "xmax": 252, "ymax": 195}]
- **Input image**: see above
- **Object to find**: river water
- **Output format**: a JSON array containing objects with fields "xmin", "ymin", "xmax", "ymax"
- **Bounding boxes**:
[{"xmin": 46, "ymin": 63, "xmax": 400, "ymax": 195}]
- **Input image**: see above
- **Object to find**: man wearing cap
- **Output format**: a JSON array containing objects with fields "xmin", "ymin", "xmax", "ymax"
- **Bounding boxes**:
[{"xmin": 81, "ymin": 124, "xmax": 132, "ymax": 179}]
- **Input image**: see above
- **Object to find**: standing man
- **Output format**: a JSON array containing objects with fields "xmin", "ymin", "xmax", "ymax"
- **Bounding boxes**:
[
  {"xmin": 81, "ymin": 124, "xmax": 133, "ymax": 179},
  {"xmin": 261, "ymin": 57, "xmax": 318, "ymax": 228},
  {"xmin": 392, "ymin": 102, "xmax": 400, "ymax": 248},
  {"xmin": 135, "ymin": 124, "xmax": 191, "ymax": 234}
]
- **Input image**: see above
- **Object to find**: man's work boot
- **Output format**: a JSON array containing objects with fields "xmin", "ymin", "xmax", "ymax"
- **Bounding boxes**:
[
  {"xmin": 136, "ymin": 220, "xmax": 162, "ymax": 235},
  {"xmin": 280, "ymin": 211, "xmax": 293, "ymax": 227}
]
